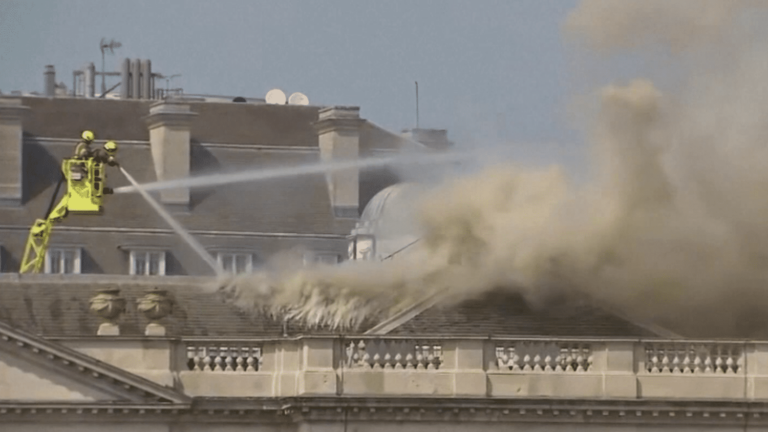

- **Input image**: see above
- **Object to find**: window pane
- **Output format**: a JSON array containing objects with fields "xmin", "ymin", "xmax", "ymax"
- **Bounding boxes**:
[
  {"xmin": 223, "ymin": 254, "xmax": 234, "ymax": 272},
  {"xmin": 63, "ymin": 250, "xmax": 75, "ymax": 274},
  {"xmin": 149, "ymin": 253, "xmax": 160, "ymax": 275},
  {"xmin": 50, "ymin": 250, "xmax": 61, "ymax": 274},
  {"xmin": 135, "ymin": 254, "xmax": 147, "ymax": 275},
  {"xmin": 235, "ymin": 254, "xmax": 248, "ymax": 273}
]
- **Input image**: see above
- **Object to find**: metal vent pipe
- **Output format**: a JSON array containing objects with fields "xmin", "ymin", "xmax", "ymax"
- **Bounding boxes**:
[
  {"xmin": 44, "ymin": 65, "xmax": 55, "ymax": 97},
  {"xmin": 131, "ymin": 58, "xmax": 141, "ymax": 99},
  {"xmin": 120, "ymin": 58, "xmax": 130, "ymax": 99}
]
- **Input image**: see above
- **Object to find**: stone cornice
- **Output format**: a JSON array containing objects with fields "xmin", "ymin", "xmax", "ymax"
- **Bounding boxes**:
[
  {"xmin": 0, "ymin": 321, "xmax": 189, "ymax": 404},
  {"xmin": 3, "ymin": 397, "xmax": 768, "ymax": 426},
  {"xmin": 0, "ymin": 99, "xmax": 30, "ymax": 121},
  {"xmin": 314, "ymin": 117, "xmax": 365, "ymax": 135},
  {"xmin": 145, "ymin": 101, "xmax": 197, "ymax": 130}
]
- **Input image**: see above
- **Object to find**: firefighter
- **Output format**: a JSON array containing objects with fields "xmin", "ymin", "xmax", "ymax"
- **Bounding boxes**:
[
  {"xmin": 74, "ymin": 130, "xmax": 95, "ymax": 159},
  {"xmin": 100, "ymin": 141, "xmax": 119, "ymax": 166}
]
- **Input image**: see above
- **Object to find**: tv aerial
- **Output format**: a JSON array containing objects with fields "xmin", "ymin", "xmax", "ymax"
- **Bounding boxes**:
[
  {"xmin": 288, "ymin": 92, "xmax": 309, "ymax": 106},
  {"xmin": 265, "ymin": 88, "xmax": 286, "ymax": 105},
  {"xmin": 99, "ymin": 38, "xmax": 122, "ymax": 95}
]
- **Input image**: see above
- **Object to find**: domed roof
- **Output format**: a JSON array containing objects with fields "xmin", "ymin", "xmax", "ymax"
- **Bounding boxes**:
[
  {"xmin": 357, "ymin": 183, "xmax": 421, "ymax": 259},
  {"xmin": 360, "ymin": 183, "xmax": 414, "ymax": 223}
]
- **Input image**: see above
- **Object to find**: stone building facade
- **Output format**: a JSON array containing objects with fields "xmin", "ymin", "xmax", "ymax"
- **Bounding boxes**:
[{"xmin": 1, "ymin": 94, "xmax": 767, "ymax": 431}]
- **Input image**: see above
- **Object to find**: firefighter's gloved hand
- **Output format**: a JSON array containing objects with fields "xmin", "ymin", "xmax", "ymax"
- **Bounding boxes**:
[
  {"xmin": 104, "ymin": 187, "xmax": 114, "ymax": 195},
  {"xmin": 107, "ymin": 157, "xmax": 119, "ymax": 167}
]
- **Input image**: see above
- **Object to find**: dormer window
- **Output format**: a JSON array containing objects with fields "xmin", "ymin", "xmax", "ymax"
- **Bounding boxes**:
[
  {"xmin": 304, "ymin": 252, "xmax": 340, "ymax": 266},
  {"xmin": 129, "ymin": 250, "xmax": 166, "ymax": 276},
  {"xmin": 217, "ymin": 252, "xmax": 253, "ymax": 274},
  {"xmin": 45, "ymin": 247, "xmax": 82, "ymax": 274}
]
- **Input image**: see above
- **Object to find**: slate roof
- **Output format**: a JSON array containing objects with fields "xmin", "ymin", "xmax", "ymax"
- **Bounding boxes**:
[
  {"xmin": 0, "ymin": 275, "xmax": 291, "ymax": 337},
  {"xmin": 0, "ymin": 275, "xmax": 658, "ymax": 338},
  {"xmin": 387, "ymin": 288, "xmax": 659, "ymax": 338}
]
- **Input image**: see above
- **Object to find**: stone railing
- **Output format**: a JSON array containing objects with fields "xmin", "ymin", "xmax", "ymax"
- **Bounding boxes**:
[
  {"xmin": 67, "ymin": 337, "xmax": 768, "ymax": 400},
  {"xmin": 185, "ymin": 342, "xmax": 262, "ymax": 372},
  {"xmin": 345, "ymin": 339, "xmax": 443, "ymax": 370},
  {"xmin": 493, "ymin": 340, "xmax": 593, "ymax": 372},
  {"xmin": 643, "ymin": 342, "xmax": 743, "ymax": 374}
]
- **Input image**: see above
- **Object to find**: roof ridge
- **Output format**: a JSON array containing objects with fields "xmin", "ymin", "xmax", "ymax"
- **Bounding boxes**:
[{"xmin": 0, "ymin": 320, "xmax": 190, "ymax": 404}]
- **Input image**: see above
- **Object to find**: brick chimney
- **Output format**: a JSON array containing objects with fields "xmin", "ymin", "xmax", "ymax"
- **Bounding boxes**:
[
  {"xmin": 314, "ymin": 106, "xmax": 365, "ymax": 218},
  {"xmin": 145, "ymin": 100, "xmax": 197, "ymax": 208},
  {"xmin": 0, "ymin": 98, "xmax": 29, "ymax": 206}
]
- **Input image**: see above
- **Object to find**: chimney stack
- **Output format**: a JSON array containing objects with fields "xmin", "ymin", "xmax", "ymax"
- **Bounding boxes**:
[
  {"xmin": 314, "ymin": 106, "xmax": 365, "ymax": 218},
  {"xmin": 145, "ymin": 100, "xmax": 197, "ymax": 207},
  {"xmin": 0, "ymin": 99, "xmax": 30, "ymax": 206}
]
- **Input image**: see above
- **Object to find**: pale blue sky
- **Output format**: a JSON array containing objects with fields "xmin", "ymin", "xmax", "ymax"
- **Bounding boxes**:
[{"xmin": 0, "ymin": 0, "xmax": 588, "ymax": 167}]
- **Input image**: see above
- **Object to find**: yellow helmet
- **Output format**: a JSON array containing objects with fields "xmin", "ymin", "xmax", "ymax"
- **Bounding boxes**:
[
  {"xmin": 104, "ymin": 141, "xmax": 118, "ymax": 154},
  {"xmin": 82, "ymin": 130, "xmax": 94, "ymax": 142}
]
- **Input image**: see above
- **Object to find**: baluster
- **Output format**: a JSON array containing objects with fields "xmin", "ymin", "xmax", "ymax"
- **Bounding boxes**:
[
  {"xmin": 426, "ymin": 345, "xmax": 436, "ymax": 371},
  {"xmin": 555, "ymin": 348, "xmax": 566, "ymax": 372},
  {"xmin": 372, "ymin": 353, "xmax": 382, "ymax": 370},
  {"xmin": 236, "ymin": 348, "xmax": 246, "ymax": 372},
  {"xmin": 384, "ymin": 353, "xmax": 393, "ymax": 370},
  {"xmin": 394, "ymin": 353, "xmax": 404, "ymax": 370},
  {"xmin": 725, "ymin": 353, "xmax": 735, "ymax": 374},
  {"xmin": 693, "ymin": 352, "xmax": 702, "ymax": 374},
  {"xmin": 522, "ymin": 354, "xmax": 533, "ymax": 371},
  {"xmin": 223, "ymin": 347, "xmax": 234, "ymax": 372},
  {"xmin": 682, "ymin": 349, "xmax": 692, "ymax": 374},
  {"xmin": 213, "ymin": 347, "xmax": 224, "ymax": 372},
  {"xmin": 648, "ymin": 347, "xmax": 659, "ymax": 373},
  {"xmin": 544, "ymin": 354, "xmax": 553, "ymax": 372},
  {"xmin": 405, "ymin": 353, "xmax": 415, "ymax": 370},
  {"xmin": 671, "ymin": 348, "xmax": 681, "ymax": 374},
  {"xmin": 575, "ymin": 349, "xmax": 585, "ymax": 372},
  {"xmin": 246, "ymin": 355, "xmax": 257, "ymax": 372},
  {"xmin": 715, "ymin": 354, "xmax": 724, "ymax": 374},
  {"xmin": 510, "ymin": 347, "xmax": 520, "ymax": 371},
  {"xmin": 202, "ymin": 347, "xmax": 213, "ymax": 372},
  {"xmin": 704, "ymin": 354, "xmax": 713, "ymax": 373},
  {"xmin": 414, "ymin": 343, "xmax": 423, "ymax": 370}
]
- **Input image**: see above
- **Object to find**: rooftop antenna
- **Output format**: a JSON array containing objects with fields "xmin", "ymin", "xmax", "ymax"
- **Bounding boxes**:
[
  {"xmin": 265, "ymin": 88, "xmax": 287, "ymax": 105},
  {"xmin": 288, "ymin": 92, "xmax": 309, "ymax": 106},
  {"xmin": 415, "ymin": 81, "xmax": 419, "ymax": 129},
  {"xmin": 99, "ymin": 38, "xmax": 122, "ymax": 95}
]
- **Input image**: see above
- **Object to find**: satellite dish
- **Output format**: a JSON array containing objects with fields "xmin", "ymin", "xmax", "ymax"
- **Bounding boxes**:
[
  {"xmin": 265, "ymin": 88, "xmax": 286, "ymax": 105},
  {"xmin": 288, "ymin": 92, "xmax": 309, "ymax": 106}
]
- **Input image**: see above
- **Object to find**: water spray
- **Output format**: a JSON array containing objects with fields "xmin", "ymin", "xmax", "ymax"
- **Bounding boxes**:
[
  {"xmin": 119, "ymin": 166, "xmax": 224, "ymax": 276},
  {"xmin": 114, "ymin": 150, "xmax": 480, "ymax": 194}
]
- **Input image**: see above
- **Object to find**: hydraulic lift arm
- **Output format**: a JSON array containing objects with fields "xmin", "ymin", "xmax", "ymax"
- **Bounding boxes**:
[{"xmin": 19, "ymin": 144, "xmax": 118, "ymax": 274}]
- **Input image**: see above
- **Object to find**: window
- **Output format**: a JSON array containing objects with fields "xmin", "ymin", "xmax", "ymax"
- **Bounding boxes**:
[
  {"xmin": 304, "ymin": 252, "xmax": 340, "ymax": 266},
  {"xmin": 217, "ymin": 252, "xmax": 253, "ymax": 274},
  {"xmin": 129, "ymin": 250, "xmax": 166, "ymax": 276},
  {"xmin": 45, "ymin": 247, "xmax": 82, "ymax": 274}
]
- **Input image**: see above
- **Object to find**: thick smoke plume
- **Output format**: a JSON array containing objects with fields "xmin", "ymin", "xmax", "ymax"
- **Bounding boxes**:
[{"xmin": 220, "ymin": 0, "xmax": 768, "ymax": 337}]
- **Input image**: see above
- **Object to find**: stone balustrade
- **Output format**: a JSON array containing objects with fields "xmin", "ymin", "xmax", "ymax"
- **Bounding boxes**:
[{"xmin": 63, "ymin": 336, "xmax": 768, "ymax": 401}]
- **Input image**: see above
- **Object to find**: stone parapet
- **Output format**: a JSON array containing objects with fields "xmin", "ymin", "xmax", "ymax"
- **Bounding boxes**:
[{"xmin": 61, "ymin": 335, "xmax": 768, "ymax": 402}]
